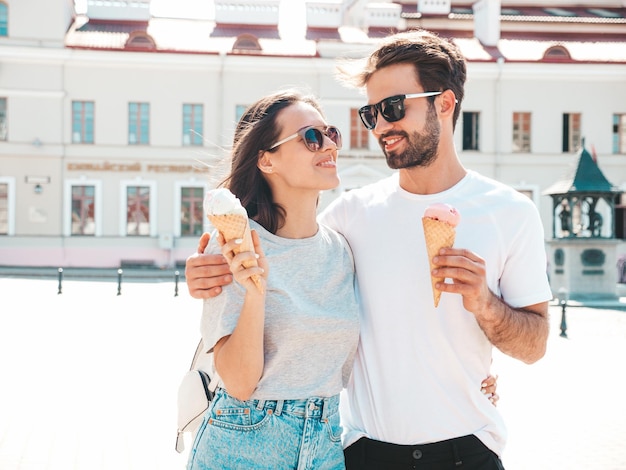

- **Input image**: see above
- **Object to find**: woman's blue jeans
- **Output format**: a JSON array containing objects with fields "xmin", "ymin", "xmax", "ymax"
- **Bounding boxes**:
[{"xmin": 187, "ymin": 388, "xmax": 345, "ymax": 470}]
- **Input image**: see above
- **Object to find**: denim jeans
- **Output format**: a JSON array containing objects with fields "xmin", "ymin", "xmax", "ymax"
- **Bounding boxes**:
[{"xmin": 187, "ymin": 388, "xmax": 345, "ymax": 470}]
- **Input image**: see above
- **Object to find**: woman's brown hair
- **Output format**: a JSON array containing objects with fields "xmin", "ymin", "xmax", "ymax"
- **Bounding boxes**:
[{"xmin": 220, "ymin": 89, "xmax": 324, "ymax": 233}]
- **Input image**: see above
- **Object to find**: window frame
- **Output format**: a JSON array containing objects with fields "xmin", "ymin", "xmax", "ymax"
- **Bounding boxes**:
[
  {"xmin": 0, "ymin": 176, "xmax": 15, "ymax": 236},
  {"xmin": 69, "ymin": 185, "xmax": 97, "ymax": 236},
  {"xmin": 512, "ymin": 112, "xmax": 531, "ymax": 153},
  {"xmin": 562, "ymin": 112, "xmax": 581, "ymax": 153},
  {"xmin": 612, "ymin": 113, "xmax": 626, "ymax": 154},
  {"xmin": 128, "ymin": 102, "xmax": 150, "ymax": 145},
  {"xmin": 349, "ymin": 108, "xmax": 369, "ymax": 150},
  {"xmin": 119, "ymin": 180, "xmax": 157, "ymax": 237},
  {"xmin": 72, "ymin": 100, "xmax": 95, "ymax": 144},
  {"xmin": 235, "ymin": 104, "xmax": 247, "ymax": 124},
  {"xmin": 63, "ymin": 179, "xmax": 103, "ymax": 237},
  {"xmin": 174, "ymin": 181, "xmax": 208, "ymax": 238},
  {"xmin": 462, "ymin": 111, "xmax": 480, "ymax": 151},
  {"xmin": 182, "ymin": 103, "xmax": 204, "ymax": 146},
  {"xmin": 0, "ymin": 2, "xmax": 8, "ymax": 37},
  {"xmin": 0, "ymin": 97, "xmax": 7, "ymax": 141}
]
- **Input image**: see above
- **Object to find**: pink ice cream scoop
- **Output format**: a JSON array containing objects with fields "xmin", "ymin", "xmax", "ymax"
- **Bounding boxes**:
[{"xmin": 423, "ymin": 203, "xmax": 461, "ymax": 227}]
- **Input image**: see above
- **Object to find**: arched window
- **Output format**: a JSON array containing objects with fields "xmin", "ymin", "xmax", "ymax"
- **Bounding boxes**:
[
  {"xmin": 543, "ymin": 45, "xmax": 571, "ymax": 61},
  {"xmin": 125, "ymin": 32, "xmax": 156, "ymax": 50},
  {"xmin": 232, "ymin": 34, "xmax": 261, "ymax": 53},
  {"xmin": 0, "ymin": 2, "xmax": 8, "ymax": 37}
]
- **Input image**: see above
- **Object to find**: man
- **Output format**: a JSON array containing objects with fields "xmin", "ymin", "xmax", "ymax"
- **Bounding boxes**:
[{"xmin": 186, "ymin": 30, "xmax": 551, "ymax": 469}]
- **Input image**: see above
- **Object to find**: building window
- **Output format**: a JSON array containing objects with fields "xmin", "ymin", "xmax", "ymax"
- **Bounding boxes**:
[
  {"xmin": 71, "ymin": 185, "xmax": 95, "ymax": 235},
  {"xmin": 232, "ymin": 34, "xmax": 262, "ymax": 52},
  {"xmin": 0, "ymin": 3, "xmax": 7, "ymax": 37},
  {"xmin": 350, "ymin": 108, "xmax": 369, "ymax": 150},
  {"xmin": 543, "ymin": 45, "xmax": 571, "ymax": 61},
  {"xmin": 235, "ymin": 104, "xmax": 247, "ymax": 124},
  {"xmin": 125, "ymin": 32, "xmax": 156, "ymax": 50},
  {"xmin": 562, "ymin": 113, "xmax": 581, "ymax": 152},
  {"xmin": 126, "ymin": 185, "xmax": 151, "ymax": 236},
  {"xmin": 0, "ymin": 98, "xmax": 6, "ymax": 141},
  {"xmin": 462, "ymin": 112, "xmax": 479, "ymax": 151},
  {"xmin": 512, "ymin": 112, "xmax": 531, "ymax": 153},
  {"xmin": 72, "ymin": 101, "xmax": 94, "ymax": 144},
  {"xmin": 0, "ymin": 182, "xmax": 8, "ymax": 235},
  {"xmin": 129, "ymin": 102, "xmax": 150, "ymax": 145},
  {"xmin": 183, "ymin": 104, "xmax": 204, "ymax": 146},
  {"xmin": 180, "ymin": 187, "xmax": 204, "ymax": 236},
  {"xmin": 613, "ymin": 114, "xmax": 626, "ymax": 154}
]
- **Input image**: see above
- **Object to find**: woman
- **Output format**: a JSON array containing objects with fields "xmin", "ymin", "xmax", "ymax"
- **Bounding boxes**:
[
  {"xmin": 186, "ymin": 89, "xmax": 498, "ymax": 470},
  {"xmin": 187, "ymin": 89, "xmax": 360, "ymax": 470}
]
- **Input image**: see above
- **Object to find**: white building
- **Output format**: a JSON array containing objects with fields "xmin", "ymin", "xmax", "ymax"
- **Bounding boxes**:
[{"xmin": 0, "ymin": 0, "xmax": 625, "ymax": 270}]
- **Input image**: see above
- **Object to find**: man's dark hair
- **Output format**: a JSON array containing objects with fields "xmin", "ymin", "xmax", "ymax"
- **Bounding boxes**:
[{"xmin": 337, "ymin": 29, "xmax": 467, "ymax": 129}]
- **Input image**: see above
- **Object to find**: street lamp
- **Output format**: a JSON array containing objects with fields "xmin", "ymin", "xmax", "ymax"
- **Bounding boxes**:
[{"xmin": 557, "ymin": 287, "xmax": 569, "ymax": 338}]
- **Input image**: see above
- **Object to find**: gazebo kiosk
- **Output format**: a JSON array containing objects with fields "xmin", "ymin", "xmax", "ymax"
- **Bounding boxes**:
[{"xmin": 544, "ymin": 144, "xmax": 623, "ymax": 300}]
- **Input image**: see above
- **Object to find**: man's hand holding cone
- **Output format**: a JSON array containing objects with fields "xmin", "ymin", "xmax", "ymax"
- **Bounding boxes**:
[{"xmin": 422, "ymin": 203, "xmax": 461, "ymax": 307}]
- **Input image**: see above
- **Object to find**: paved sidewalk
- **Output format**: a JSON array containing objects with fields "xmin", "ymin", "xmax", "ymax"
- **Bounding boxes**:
[
  {"xmin": 0, "ymin": 278, "xmax": 197, "ymax": 470},
  {"xmin": 493, "ymin": 301, "xmax": 626, "ymax": 470},
  {"xmin": 0, "ymin": 277, "xmax": 625, "ymax": 469}
]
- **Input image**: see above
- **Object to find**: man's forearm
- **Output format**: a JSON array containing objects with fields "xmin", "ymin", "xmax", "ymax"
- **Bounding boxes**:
[{"xmin": 477, "ymin": 294, "xmax": 549, "ymax": 364}]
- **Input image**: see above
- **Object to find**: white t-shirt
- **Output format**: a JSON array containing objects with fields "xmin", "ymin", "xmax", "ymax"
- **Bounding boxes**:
[
  {"xmin": 320, "ymin": 170, "xmax": 552, "ymax": 457},
  {"xmin": 201, "ymin": 220, "xmax": 360, "ymax": 401}
]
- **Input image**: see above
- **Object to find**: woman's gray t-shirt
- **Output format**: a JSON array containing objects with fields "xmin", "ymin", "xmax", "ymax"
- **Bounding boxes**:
[{"xmin": 201, "ymin": 220, "xmax": 360, "ymax": 400}]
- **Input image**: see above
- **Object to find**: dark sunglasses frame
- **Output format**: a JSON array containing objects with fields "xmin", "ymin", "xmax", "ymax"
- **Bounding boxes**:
[
  {"xmin": 358, "ymin": 92, "xmax": 442, "ymax": 130},
  {"xmin": 268, "ymin": 125, "xmax": 342, "ymax": 152}
]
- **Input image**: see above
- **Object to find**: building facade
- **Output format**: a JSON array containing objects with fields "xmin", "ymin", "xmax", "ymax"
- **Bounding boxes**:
[{"xmin": 0, "ymin": 0, "xmax": 625, "ymax": 269}]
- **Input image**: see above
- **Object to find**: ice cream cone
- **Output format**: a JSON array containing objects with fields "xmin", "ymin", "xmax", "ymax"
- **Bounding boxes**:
[
  {"xmin": 422, "ymin": 217, "xmax": 456, "ymax": 307},
  {"xmin": 207, "ymin": 213, "xmax": 264, "ymax": 293}
]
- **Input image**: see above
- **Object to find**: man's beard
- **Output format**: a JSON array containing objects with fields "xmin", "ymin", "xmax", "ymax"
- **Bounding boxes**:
[{"xmin": 381, "ymin": 107, "xmax": 440, "ymax": 170}]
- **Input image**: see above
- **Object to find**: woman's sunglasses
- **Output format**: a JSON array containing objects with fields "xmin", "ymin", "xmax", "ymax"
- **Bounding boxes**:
[
  {"xmin": 268, "ymin": 125, "xmax": 342, "ymax": 152},
  {"xmin": 358, "ymin": 92, "xmax": 442, "ymax": 130}
]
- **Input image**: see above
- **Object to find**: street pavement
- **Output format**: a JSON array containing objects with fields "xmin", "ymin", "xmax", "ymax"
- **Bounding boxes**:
[{"xmin": 1, "ymin": 276, "xmax": 625, "ymax": 470}]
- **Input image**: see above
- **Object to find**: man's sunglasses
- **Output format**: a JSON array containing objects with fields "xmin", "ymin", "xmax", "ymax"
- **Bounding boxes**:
[
  {"xmin": 358, "ymin": 92, "xmax": 442, "ymax": 130},
  {"xmin": 268, "ymin": 125, "xmax": 342, "ymax": 152}
]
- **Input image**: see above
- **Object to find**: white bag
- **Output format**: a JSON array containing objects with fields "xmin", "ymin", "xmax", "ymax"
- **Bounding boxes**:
[{"xmin": 175, "ymin": 340, "xmax": 218, "ymax": 453}]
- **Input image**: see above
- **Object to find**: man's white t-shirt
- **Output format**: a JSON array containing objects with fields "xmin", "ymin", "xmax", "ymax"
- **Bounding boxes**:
[{"xmin": 320, "ymin": 170, "xmax": 552, "ymax": 457}]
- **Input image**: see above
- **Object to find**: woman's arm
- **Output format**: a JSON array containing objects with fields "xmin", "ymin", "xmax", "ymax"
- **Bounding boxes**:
[{"xmin": 212, "ymin": 231, "xmax": 268, "ymax": 401}]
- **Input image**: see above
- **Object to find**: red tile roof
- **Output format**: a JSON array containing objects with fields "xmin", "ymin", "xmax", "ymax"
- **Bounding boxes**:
[{"xmin": 64, "ymin": 3, "xmax": 626, "ymax": 64}]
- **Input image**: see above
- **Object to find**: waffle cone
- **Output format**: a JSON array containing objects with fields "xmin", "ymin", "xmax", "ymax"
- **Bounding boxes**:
[
  {"xmin": 422, "ymin": 217, "xmax": 456, "ymax": 307},
  {"xmin": 207, "ymin": 213, "xmax": 263, "ymax": 293}
]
